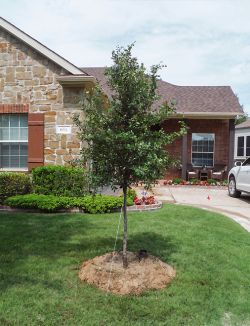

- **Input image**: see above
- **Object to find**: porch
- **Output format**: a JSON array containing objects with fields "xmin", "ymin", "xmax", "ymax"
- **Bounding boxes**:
[{"xmin": 163, "ymin": 118, "xmax": 235, "ymax": 181}]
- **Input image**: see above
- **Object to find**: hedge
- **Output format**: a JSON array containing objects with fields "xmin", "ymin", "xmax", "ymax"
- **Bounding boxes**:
[
  {"xmin": 5, "ymin": 194, "xmax": 133, "ymax": 213},
  {"xmin": 79, "ymin": 195, "xmax": 133, "ymax": 214},
  {"xmin": 32, "ymin": 165, "xmax": 88, "ymax": 197},
  {"xmin": 0, "ymin": 173, "xmax": 31, "ymax": 204}
]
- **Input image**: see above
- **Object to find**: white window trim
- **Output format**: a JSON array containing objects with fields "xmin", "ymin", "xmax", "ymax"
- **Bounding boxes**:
[
  {"xmin": 191, "ymin": 133, "xmax": 215, "ymax": 168},
  {"xmin": 0, "ymin": 114, "xmax": 28, "ymax": 169},
  {"xmin": 234, "ymin": 132, "xmax": 250, "ymax": 160},
  {"xmin": 0, "ymin": 140, "xmax": 28, "ymax": 143}
]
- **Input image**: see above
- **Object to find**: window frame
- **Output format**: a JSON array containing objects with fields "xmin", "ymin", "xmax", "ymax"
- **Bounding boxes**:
[
  {"xmin": 0, "ymin": 113, "xmax": 28, "ymax": 171},
  {"xmin": 191, "ymin": 133, "xmax": 215, "ymax": 168},
  {"xmin": 235, "ymin": 132, "xmax": 250, "ymax": 160}
]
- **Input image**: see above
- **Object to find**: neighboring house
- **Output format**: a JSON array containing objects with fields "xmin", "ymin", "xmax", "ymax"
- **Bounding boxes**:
[
  {"xmin": 234, "ymin": 119, "xmax": 250, "ymax": 162},
  {"xmin": 0, "ymin": 17, "xmax": 244, "ymax": 179}
]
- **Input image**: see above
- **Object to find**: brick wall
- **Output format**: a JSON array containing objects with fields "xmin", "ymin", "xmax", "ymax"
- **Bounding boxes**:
[
  {"xmin": 162, "ymin": 118, "xmax": 230, "ymax": 179},
  {"xmin": 162, "ymin": 119, "xmax": 182, "ymax": 179},
  {"xmin": 186, "ymin": 119, "xmax": 229, "ymax": 166}
]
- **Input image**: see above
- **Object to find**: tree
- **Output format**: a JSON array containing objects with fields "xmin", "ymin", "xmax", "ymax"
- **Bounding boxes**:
[
  {"xmin": 235, "ymin": 111, "xmax": 248, "ymax": 125},
  {"xmin": 74, "ymin": 44, "xmax": 186, "ymax": 268}
]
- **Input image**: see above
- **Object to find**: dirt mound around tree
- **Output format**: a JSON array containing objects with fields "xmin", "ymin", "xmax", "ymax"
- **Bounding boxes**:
[{"xmin": 78, "ymin": 251, "xmax": 176, "ymax": 295}]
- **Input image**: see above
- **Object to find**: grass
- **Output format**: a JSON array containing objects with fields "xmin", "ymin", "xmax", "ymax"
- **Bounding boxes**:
[{"xmin": 0, "ymin": 204, "xmax": 250, "ymax": 326}]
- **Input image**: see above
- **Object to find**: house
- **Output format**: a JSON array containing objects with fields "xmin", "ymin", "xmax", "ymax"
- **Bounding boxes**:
[
  {"xmin": 0, "ymin": 17, "xmax": 244, "ymax": 180},
  {"xmin": 82, "ymin": 68, "xmax": 243, "ymax": 179},
  {"xmin": 234, "ymin": 119, "xmax": 250, "ymax": 162}
]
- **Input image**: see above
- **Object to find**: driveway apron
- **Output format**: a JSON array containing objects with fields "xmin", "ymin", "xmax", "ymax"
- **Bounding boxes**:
[{"xmin": 145, "ymin": 185, "xmax": 250, "ymax": 232}]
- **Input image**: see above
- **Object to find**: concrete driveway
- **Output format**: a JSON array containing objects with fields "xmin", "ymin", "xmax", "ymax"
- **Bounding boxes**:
[{"xmin": 138, "ymin": 185, "xmax": 250, "ymax": 232}]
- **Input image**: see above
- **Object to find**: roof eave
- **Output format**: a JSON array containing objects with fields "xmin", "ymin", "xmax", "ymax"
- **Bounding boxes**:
[
  {"xmin": 172, "ymin": 112, "xmax": 242, "ymax": 119},
  {"xmin": 56, "ymin": 75, "xmax": 96, "ymax": 87},
  {"xmin": 0, "ymin": 17, "xmax": 84, "ymax": 75},
  {"xmin": 235, "ymin": 126, "xmax": 250, "ymax": 130}
]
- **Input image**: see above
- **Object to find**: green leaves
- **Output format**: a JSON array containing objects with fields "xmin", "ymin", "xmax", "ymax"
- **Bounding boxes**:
[
  {"xmin": 0, "ymin": 172, "xmax": 31, "ymax": 204},
  {"xmin": 32, "ymin": 166, "xmax": 88, "ymax": 197},
  {"xmin": 74, "ymin": 43, "xmax": 186, "ymax": 191},
  {"xmin": 5, "ymin": 194, "xmax": 133, "ymax": 213}
]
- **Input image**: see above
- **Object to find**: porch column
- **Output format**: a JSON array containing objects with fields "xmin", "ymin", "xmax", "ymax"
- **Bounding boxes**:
[
  {"xmin": 181, "ymin": 133, "xmax": 188, "ymax": 180},
  {"xmin": 228, "ymin": 119, "xmax": 235, "ymax": 170}
]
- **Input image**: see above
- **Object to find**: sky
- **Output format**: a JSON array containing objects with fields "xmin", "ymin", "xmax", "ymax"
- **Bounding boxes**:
[{"xmin": 1, "ymin": 0, "xmax": 250, "ymax": 115}]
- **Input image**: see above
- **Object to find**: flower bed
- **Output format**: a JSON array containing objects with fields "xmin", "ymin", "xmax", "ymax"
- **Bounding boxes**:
[
  {"xmin": 163, "ymin": 178, "xmax": 228, "ymax": 187},
  {"xmin": 128, "ymin": 193, "xmax": 162, "ymax": 211},
  {"xmin": 127, "ymin": 201, "xmax": 162, "ymax": 211},
  {"xmin": 134, "ymin": 195, "xmax": 156, "ymax": 205}
]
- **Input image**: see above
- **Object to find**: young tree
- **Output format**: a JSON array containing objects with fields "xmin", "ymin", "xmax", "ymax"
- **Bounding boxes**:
[
  {"xmin": 235, "ymin": 111, "xmax": 248, "ymax": 125},
  {"xmin": 74, "ymin": 44, "xmax": 186, "ymax": 268}
]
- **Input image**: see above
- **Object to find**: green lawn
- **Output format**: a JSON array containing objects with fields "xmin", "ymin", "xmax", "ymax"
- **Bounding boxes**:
[{"xmin": 0, "ymin": 204, "xmax": 250, "ymax": 326}]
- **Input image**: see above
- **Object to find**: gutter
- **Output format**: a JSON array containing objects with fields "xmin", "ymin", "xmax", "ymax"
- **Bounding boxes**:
[
  {"xmin": 172, "ymin": 112, "xmax": 241, "ymax": 119},
  {"xmin": 235, "ymin": 126, "xmax": 250, "ymax": 130}
]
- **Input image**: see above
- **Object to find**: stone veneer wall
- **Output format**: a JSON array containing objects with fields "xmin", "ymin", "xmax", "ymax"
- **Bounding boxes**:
[{"xmin": 0, "ymin": 28, "xmax": 83, "ymax": 166}]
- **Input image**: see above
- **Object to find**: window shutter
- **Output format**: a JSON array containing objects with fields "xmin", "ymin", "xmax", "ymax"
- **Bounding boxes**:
[{"xmin": 28, "ymin": 113, "xmax": 44, "ymax": 171}]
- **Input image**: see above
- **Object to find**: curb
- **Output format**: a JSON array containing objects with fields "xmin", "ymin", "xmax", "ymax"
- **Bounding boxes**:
[{"xmin": 127, "ymin": 201, "xmax": 162, "ymax": 211}]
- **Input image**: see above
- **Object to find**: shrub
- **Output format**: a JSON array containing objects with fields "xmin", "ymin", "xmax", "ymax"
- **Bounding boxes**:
[
  {"xmin": 172, "ymin": 177, "xmax": 182, "ymax": 184},
  {"xmin": 32, "ymin": 165, "xmax": 88, "ymax": 197},
  {"xmin": 0, "ymin": 173, "xmax": 31, "ymax": 204},
  {"xmin": 127, "ymin": 188, "xmax": 137, "ymax": 201},
  {"xmin": 78, "ymin": 195, "xmax": 133, "ymax": 214},
  {"xmin": 5, "ymin": 194, "xmax": 133, "ymax": 213},
  {"xmin": 221, "ymin": 179, "xmax": 228, "ymax": 186},
  {"xmin": 207, "ymin": 179, "xmax": 217, "ymax": 185},
  {"xmin": 4, "ymin": 194, "xmax": 71, "ymax": 212},
  {"xmin": 189, "ymin": 178, "xmax": 199, "ymax": 185}
]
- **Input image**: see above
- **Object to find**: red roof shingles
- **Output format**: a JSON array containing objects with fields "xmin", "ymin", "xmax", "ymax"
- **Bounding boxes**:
[{"xmin": 81, "ymin": 67, "xmax": 243, "ymax": 115}]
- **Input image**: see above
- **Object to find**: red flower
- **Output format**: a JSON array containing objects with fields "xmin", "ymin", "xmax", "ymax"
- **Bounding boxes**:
[{"xmin": 134, "ymin": 195, "xmax": 155, "ymax": 205}]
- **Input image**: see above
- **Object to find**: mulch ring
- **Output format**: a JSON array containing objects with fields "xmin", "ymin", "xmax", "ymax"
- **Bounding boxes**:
[{"xmin": 78, "ymin": 251, "xmax": 176, "ymax": 295}]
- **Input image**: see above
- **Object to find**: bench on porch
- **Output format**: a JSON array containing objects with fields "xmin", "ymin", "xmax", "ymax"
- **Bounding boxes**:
[
  {"xmin": 209, "ymin": 165, "xmax": 227, "ymax": 181},
  {"xmin": 186, "ymin": 164, "xmax": 227, "ymax": 181}
]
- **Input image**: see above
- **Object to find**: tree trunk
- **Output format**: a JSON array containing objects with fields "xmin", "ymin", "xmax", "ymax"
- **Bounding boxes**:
[{"xmin": 122, "ymin": 185, "xmax": 128, "ymax": 268}]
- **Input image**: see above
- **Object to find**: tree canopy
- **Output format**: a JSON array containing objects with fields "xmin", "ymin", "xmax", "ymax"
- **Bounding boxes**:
[{"xmin": 75, "ymin": 44, "xmax": 186, "ymax": 190}]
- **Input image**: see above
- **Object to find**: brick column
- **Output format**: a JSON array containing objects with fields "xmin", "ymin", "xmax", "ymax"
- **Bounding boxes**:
[
  {"xmin": 228, "ymin": 119, "xmax": 235, "ymax": 170},
  {"xmin": 181, "ymin": 133, "xmax": 188, "ymax": 180}
]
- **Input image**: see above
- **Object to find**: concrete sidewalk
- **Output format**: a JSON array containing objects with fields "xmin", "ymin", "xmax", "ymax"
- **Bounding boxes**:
[{"xmin": 136, "ymin": 185, "xmax": 250, "ymax": 232}]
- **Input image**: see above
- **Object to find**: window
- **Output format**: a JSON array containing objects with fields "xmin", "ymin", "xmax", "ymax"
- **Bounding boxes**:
[
  {"xmin": 236, "ymin": 135, "xmax": 250, "ymax": 158},
  {"xmin": 246, "ymin": 136, "xmax": 250, "ymax": 157},
  {"xmin": 237, "ymin": 136, "xmax": 245, "ymax": 157},
  {"xmin": 192, "ymin": 133, "xmax": 214, "ymax": 167},
  {"xmin": 0, "ymin": 114, "xmax": 28, "ymax": 169}
]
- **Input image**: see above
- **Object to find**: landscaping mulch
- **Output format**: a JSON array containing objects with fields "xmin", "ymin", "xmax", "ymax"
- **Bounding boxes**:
[{"xmin": 78, "ymin": 251, "xmax": 176, "ymax": 295}]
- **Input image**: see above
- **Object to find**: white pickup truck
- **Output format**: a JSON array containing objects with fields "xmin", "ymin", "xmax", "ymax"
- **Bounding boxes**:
[{"xmin": 228, "ymin": 157, "xmax": 250, "ymax": 197}]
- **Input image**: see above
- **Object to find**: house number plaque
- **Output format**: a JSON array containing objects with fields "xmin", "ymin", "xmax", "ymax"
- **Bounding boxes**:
[{"xmin": 56, "ymin": 125, "xmax": 72, "ymax": 134}]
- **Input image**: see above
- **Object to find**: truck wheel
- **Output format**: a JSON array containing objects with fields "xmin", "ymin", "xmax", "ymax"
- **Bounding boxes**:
[{"xmin": 228, "ymin": 177, "xmax": 241, "ymax": 198}]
